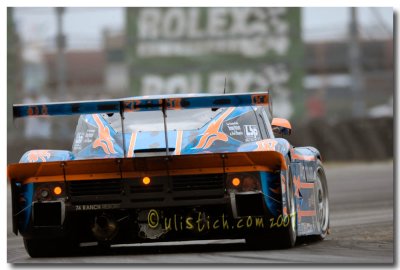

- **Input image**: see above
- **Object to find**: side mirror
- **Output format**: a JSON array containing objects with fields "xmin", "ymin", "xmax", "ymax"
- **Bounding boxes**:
[{"xmin": 271, "ymin": 118, "xmax": 292, "ymax": 136}]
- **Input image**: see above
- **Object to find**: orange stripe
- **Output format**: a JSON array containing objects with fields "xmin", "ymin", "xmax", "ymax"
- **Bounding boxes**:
[
  {"xmin": 127, "ymin": 133, "xmax": 137, "ymax": 157},
  {"xmin": 296, "ymin": 205, "xmax": 317, "ymax": 222},
  {"xmin": 292, "ymin": 153, "xmax": 316, "ymax": 161},
  {"xmin": 92, "ymin": 114, "xmax": 116, "ymax": 154},
  {"xmin": 195, "ymin": 107, "xmax": 234, "ymax": 149},
  {"xmin": 175, "ymin": 130, "xmax": 183, "ymax": 155},
  {"xmin": 291, "ymin": 148, "xmax": 316, "ymax": 161},
  {"xmin": 298, "ymin": 210, "xmax": 316, "ymax": 217},
  {"xmin": 299, "ymin": 155, "xmax": 316, "ymax": 161},
  {"xmin": 300, "ymin": 182, "xmax": 314, "ymax": 189}
]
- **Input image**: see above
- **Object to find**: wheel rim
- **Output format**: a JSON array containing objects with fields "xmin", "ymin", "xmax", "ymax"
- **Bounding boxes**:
[{"xmin": 315, "ymin": 170, "xmax": 329, "ymax": 233}]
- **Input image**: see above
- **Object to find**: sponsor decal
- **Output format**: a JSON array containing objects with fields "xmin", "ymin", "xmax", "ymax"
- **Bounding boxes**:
[
  {"xmin": 226, "ymin": 121, "xmax": 243, "ymax": 137},
  {"xmin": 244, "ymin": 125, "xmax": 259, "ymax": 140},
  {"xmin": 75, "ymin": 204, "xmax": 120, "ymax": 211},
  {"xmin": 84, "ymin": 129, "xmax": 96, "ymax": 143}
]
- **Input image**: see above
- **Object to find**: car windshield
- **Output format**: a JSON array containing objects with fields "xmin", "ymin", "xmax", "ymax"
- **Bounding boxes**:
[{"xmin": 103, "ymin": 108, "xmax": 225, "ymax": 133}]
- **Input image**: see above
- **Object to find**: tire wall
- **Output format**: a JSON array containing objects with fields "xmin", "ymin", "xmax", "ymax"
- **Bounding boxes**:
[{"xmin": 289, "ymin": 117, "xmax": 393, "ymax": 162}]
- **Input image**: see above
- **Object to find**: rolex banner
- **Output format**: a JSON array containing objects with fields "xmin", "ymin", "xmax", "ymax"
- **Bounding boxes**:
[{"xmin": 126, "ymin": 7, "xmax": 304, "ymax": 119}]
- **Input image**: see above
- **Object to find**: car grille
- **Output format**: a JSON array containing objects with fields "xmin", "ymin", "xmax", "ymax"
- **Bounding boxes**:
[
  {"xmin": 68, "ymin": 174, "xmax": 225, "ymax": 203},
  {"xmin": 68, "ymin": 179, "xmax": 123, "ymax": 197},
  {"xmin": 129, "ymin": 184, "xmax": 164, "ymax": 194},
  {"xmin": 172, "ymin": 174, "xmax": 224, "ymax": 191}
]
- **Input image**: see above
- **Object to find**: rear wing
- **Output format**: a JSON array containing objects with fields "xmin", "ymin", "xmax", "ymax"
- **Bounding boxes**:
[
  {"xmin": 13, "ymin": 92, "xmax": 270, "ymax": 158},
  {"xmin": 13, "ymin": 92, "xmax": 269, "ymax": 118}
]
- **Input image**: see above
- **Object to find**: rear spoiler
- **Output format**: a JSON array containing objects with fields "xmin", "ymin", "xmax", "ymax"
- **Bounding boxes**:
[
  {"xmin": 8, "ymin": 151, "xmax": 286, "ymax": 184},
  {"xmin": 13, "ymin": 92, "xmax": 269, "ymax": 118}
]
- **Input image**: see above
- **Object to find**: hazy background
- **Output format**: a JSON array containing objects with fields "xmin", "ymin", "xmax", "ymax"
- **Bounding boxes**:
[{"xmin": 7, "ymin": 7, "xmax": 394, "ymax": 163}]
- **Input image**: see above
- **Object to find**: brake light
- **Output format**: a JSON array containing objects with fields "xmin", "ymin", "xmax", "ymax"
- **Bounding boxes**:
[
  {"xmin": 53, "ymin": 186, "xmax": 62, "ymax": 195},
  {"xmin": 142, "ymin": 176, "xmax": 151, "ymax": 185},
  {"xmin": 232, "ymin": 177, "xmax": 241, "ymax": 187}
]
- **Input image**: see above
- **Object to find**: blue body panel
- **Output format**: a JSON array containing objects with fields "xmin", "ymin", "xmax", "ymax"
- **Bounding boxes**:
[
  {"xmin": 20, "ymin": 150, "xmax": 74, "ymax": 163},
  {"xmin": 18, "ymin": 183, "xmax": 34, "ymax": 231}
]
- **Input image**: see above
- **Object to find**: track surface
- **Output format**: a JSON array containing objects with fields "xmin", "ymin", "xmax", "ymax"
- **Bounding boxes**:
[{"xmin": 7, "ymin": 161, "xmax": 394, "ymax": 263}]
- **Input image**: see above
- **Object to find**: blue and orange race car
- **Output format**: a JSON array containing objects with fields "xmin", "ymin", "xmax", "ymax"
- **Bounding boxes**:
[{"xmin": 8, "ymin": 92, "xmax": 329, "ymax": 257}]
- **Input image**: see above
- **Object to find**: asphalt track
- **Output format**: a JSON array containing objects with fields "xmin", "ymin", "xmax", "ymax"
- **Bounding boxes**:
[{"xmin": 7, "ymin": 161, "xmax": 394, "ymax": 264}]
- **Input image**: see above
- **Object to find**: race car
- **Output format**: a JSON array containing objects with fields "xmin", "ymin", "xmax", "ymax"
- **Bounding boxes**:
[{"xmin": 8, "ymin": 92, "xmax": 329, "ymax": 257}]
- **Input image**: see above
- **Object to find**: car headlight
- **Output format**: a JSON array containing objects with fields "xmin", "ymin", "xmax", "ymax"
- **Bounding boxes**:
[{"xmin": 227, "ymin": 172, "xmax": 261, "ymax": 192}]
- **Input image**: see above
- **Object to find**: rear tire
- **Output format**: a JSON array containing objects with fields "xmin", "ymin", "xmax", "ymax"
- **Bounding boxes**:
[
  {"xmin": 314, "ymin": 160, "xmax": 329, "ymax": 239},
  {"xmin": 273, "ymin": 164, "xmax": 297, "ymax": 248},
  {"xmin": 24, "ymin": 237, "xmax": 77, "ymax": 258},
  {"xmin": 246, "ymin": 161, "xmax": 297, "ymax": 249},
  {"xmin": 245, "ymin": 234, "xmax": 274, "ymax": 250}
]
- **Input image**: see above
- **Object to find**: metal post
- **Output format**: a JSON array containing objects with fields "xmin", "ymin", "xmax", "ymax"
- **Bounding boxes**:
[
  {"xmin": 349, "ymin": 7, "xmax": 366, "ymax": 118},
  {"xmin": 56, "ymin": 7, "xmax": 66, "ymax": 99},
  {"xmin": 120, "ymin": 102, "xmax": 127, "ymax": 158},
  {"xmin": 162, "ymin": 100, "xmax": 170, "ymax": 156},
  {"xmin": 55, "ymin": 7, "xmax": 68, "ymax": 140}
]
